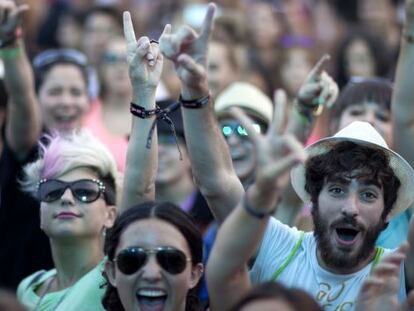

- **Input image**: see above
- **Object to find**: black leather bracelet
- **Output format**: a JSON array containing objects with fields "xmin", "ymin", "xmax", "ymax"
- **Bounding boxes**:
[
  {"xmin": 130, "ymin": 102, "xmax": 160, "ymax": 118},
  {"xmin": 242, "ymin": 197, "xmax": 276, "ymax": 219},
  {"xmin": 179, "ymin": 93, "xmax": 210, "ymax": 109}
]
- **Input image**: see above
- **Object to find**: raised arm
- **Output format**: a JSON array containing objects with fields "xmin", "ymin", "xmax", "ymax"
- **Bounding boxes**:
[
  {"xmin": 1, "ymin": 2, "xmax": 41, "ymax": 159},
  {"xmin": 120, "ymin": 12, "xmax": 165, "ymax": 212},
  {"xmin": 159, "ymin": 3, "xmax": 244, "ymax": 223},
  {"xmin": 206, "ymin": 91, "xmax": 307, "ymax": 310},
  {"xmin": 392, "ymin": 0, "xmax": 414, "ymax": 166},
  {"xmin": 277, "ymin": 55, "xmax": 338, "ymax": 225},
  {"xmin": 287, "ymin": 54, "xmax": 337, "ymax": 142}
]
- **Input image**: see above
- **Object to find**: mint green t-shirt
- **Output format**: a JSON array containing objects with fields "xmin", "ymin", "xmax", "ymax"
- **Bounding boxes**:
[{"xmin": 17, "ymin": 261, "xmax": 106, "ymax": 311}]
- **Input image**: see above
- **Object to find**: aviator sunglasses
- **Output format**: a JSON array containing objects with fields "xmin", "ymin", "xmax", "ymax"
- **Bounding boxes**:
[
  {"xmin": 37, "ymin": 179, "xmax": 106, "ymax": 203},
  {"xmin": 114, "ymin": 246, "xmax": 192, "ymax": 275}
]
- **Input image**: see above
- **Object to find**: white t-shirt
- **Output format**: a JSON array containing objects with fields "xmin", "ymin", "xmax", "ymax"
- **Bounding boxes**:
[{"xmin": 250, "ymin": 217, "xmax": 407, "ymax": 311}]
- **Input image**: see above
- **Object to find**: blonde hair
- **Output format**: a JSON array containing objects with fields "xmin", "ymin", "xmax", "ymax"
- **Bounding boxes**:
[{"xmin": 21, "ymin": 130, "xmax": 118, "ymax": 201}]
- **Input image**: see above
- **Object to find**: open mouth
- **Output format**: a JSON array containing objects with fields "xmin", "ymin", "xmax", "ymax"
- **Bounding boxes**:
[
  {"xmin": 335, "ymin": 227, "xmax": 360, "ymax": 246},
  {"xmin": 136, "ymin": 289, "xmax": 167, "ymax": 311}
]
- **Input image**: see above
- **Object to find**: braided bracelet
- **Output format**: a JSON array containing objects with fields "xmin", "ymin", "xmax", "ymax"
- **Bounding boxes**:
[
  {"xmin": 179, "ymin": 93, "xmax": 210, "ymax": 109},
  {"xmin": 129, "ymin": 101, "xmax": 183, "ymax": 159}
]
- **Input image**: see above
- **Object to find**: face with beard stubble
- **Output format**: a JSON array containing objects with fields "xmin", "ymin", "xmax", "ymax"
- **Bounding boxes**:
[{"xmin": 312, "ymin": 175, "xmax": 388, "ymax": 273}]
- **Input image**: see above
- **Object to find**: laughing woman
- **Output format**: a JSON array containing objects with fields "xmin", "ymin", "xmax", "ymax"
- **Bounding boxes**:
[
  {"xmin": 103, "ymin": 202, "xmax": 204, "ymax": 311},
  {"xmin": 16, "ymin": 132, "xmax": 118, "ymax": 310}
]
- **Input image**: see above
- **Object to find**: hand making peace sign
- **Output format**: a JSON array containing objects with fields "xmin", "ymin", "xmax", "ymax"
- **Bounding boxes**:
[{"xmin": 229, "ymin": 89, "xmax": 307, "ymax": 193}]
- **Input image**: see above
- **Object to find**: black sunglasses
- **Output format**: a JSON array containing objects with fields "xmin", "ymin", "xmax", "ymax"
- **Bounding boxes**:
[
  {"xmin": 114, "ymin": 246, "xmax": 191, "ymax": 275},
  {"xmin": 37, "ymin": 179, "xmax": 106, "ymax": 203}
]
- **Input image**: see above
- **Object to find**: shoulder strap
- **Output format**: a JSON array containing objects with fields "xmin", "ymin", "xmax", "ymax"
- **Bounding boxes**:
[
  {"xmin": 370, "ymin": 246, "xmax": 385, "ymax": 272},
  {"xmin": 271, "ymin": 231, "xmax": 305, "ymax": 281}
]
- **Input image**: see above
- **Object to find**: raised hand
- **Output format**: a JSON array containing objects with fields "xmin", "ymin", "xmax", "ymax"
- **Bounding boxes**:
[
  {"xmin": 296, "ymin": 54, "xmax": 338, "ymax": 113},
  {"xmin": 229, "ymin": 90, "xmax": 307, "ymax": 193},
  {"xmin": 0, "ymin": 0, "xmax": 27, "ymax": 44},
  {"xmin": 159, "ymin": 3, "xmax": 216, "ymax": 98},
  {"xmin": 123, "ymin": 11, "xmax": 164, "ymax": 95},
  {"xmin": 356, "ymin": 243, "xmax": 414, "ymax": 311}
]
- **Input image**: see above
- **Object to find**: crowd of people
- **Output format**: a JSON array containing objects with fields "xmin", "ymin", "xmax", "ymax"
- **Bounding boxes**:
[{"xmin": 1, "ymin": 0, "xmax": 414, "ymax": 310}]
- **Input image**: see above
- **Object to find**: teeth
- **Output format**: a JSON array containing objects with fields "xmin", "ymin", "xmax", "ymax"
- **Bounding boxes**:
[{"xmin": 137, "ymin": 289, "xmax": 166, "ymax": 297}]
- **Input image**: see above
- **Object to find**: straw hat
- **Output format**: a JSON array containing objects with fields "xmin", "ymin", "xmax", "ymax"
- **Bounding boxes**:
[
  {"xmin": 291, "ymin": 121, "xmax": 414, "ymax": 217},
  {"xmin": 214, "ymin": 82, "xmax": 273, "ymax": 125}
]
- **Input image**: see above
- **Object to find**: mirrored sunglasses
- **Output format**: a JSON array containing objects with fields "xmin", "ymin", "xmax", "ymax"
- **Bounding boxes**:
[{"xmin": 221, "ymin": 121, "xmax": 263, "ymax": 138}]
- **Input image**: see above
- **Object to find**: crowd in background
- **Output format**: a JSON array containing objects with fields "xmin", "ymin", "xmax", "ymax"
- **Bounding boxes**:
[{"xmin": 0, "ymin": 0, "xmax": 414, "ymax": 310}]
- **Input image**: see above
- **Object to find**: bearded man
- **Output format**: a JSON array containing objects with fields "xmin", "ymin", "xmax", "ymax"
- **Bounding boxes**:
[{"xmin": 207, "ymin": 121, "xmax": 414, "ymax": 311}]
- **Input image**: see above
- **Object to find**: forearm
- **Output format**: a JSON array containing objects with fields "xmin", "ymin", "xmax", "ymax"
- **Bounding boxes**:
[
  {"xmin": 180, "ymin": 86, "xmax": 244, "ymax": 223},
  {"xmin": 392, "ymin": 19, "xmax": 414, "ymax": 164},
  {"xmin": 120, "ymin": 91, "xmax": 157, "ymax": 212},
  {"xmin": 207, "ymin": 183, "xmax": 277, "ymax": 285},
  {"xmin": 4, "ymin": 40, "xmax": 41, "ymax": 157}
]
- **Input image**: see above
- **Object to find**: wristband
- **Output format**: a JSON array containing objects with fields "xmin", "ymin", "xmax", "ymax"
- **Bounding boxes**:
[
  {"xmin": 129, "ymin": 101, "xmax": 183, "ymax": 159},
  {"xmin": 179, "ymin": 93, "xmax": 210, "ymax": 109},
  {"xmin": 130, "ymin": 102, "xmax": 160, "ymax": 118},
  {"xmin": 0, "ymin": 47, "xmax": 21, "ymax": 59},
  {"xmin": 294, "ymin": 98, "xmax": 323, "ymax": 122},
  {"xmin": 243, "ymin": 197, "xmax": 276, "ymax": 219}
]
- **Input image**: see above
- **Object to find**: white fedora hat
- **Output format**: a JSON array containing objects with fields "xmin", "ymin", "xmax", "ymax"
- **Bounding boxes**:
[{"xmin": 291, "ymin": 121, "xmax": 414, "ymax": 217}]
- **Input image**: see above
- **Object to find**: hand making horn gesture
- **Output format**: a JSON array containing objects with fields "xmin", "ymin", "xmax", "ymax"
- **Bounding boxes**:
[
  {"xmin": 296, "ymin": 54, "xmax": 339, "ymax": 115},
  {"xmin": 159, "ymin": 3, "xmax": 216, "ymax": 98},
  {"xmin": 123, "ymin": 11, "xmax": 166, "ymax": 97},
  {"xmin": 230, "ymin": 90, "xmax": 307, "ymax": 193},
  {"xmin": 0, "ymin": 0, "xmax": 28, "ymax": 47}
]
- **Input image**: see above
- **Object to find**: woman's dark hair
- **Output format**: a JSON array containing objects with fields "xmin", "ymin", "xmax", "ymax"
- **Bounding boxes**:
[
  {"xmin": 335, "ymin": 29, "xmax": 392, "ymax": 89},
  {"xmin": 330, "ymin": 77, "xmax": 392, "ymax": 129},
  {"xmin": 230, "ymin": 281, "xmax": 323, "ymax": 311},
  {"xmin": 305, "ymin": 141, "xmax": 400, "ymax": 219},
  {"xmin": 102, "ymin": 201, "xmax": 203, "ymax": 311}
]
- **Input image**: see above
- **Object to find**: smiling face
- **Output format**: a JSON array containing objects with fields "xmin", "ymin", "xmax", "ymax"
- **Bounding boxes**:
[
  {"xmin": 313, "ymin": 174, "xmax": 387, "ymax": 273},
  {"xmin": 219, "ymin": 116, "xmax": 258, "ymax": 183},
  {"xmin": 38, "ymin": 64, "xmax": 90, "ymax": 132},
  {"xmin": 106, "ymin": 218, "xmax": 203, "ymax": 311},
  {"xmin": 39, "ymin": 167, "xmax": 116, "ymax": 241}
]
